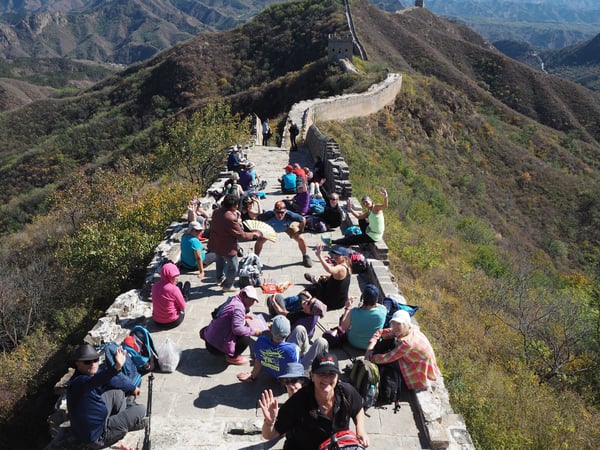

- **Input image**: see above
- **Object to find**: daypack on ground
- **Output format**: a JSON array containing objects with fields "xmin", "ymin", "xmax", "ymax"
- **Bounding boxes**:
[
  {"xmin": 309, "ymin": 197, "xmax": 326, "ymax": 214},
  {"xmin": 377, "ymin": 362, "xmax": 402, "ymax": 410},
  {"xmin": 305, "ymin": 215, "xmax": 328, "ymax": 233},
  {"xmin": 121, "ymin": 325, "xmax": 159, "ymax": 374},
  {"xmin": 348, "ymin": 358, "xmax": 380, "ymax": 410},
  {"xmin": 349, "ymin": 250, "xmax": 368, "ymax": 274},
  {"xmin": 102, "ymin": 342, "xmax": 142, "ymax": 388},
  {"xmin": 238, "ymin": 252, "xmax": 263, "ymax": 287},
  {"xmin": 318, "ymin": 430, "xmax": 366, "ymax": 450},
  {"xmin": 382, "ymin": 294, "xmax": 420, "ymax": 328}
]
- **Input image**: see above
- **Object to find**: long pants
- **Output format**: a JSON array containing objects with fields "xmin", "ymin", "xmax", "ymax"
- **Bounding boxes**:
[
  {"xmin": 333, "ymin": 218, "xmax": 376, "ymax": 246},
  {"xmin": 89, "ymin": 390, "xmax": 145, "ymax": 448},
  {"xmin": 287, "ymin": 325, "xmax": 329, "ymax": 370},
  {"xmin": 205, "ymin": 335, "xmax": 255, "ymax": 358},
  {"xmin": 215, "ymin": 254, "xmax": 239, "ymax": 289}
]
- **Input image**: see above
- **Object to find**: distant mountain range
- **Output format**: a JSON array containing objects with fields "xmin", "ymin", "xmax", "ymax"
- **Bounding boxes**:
[{"xmin": 0, "ymin": 0, "xmax": 598, "ymax": 106}]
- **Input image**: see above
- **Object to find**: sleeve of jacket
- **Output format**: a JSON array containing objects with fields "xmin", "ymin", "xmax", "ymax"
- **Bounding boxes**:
[
  {"xmin": 225, "ymin": 211, "xmax": 256, "ymax": 241},
  {"xmin": 231, "ymin": 304, "xmax": 254, "ymax": 337}
]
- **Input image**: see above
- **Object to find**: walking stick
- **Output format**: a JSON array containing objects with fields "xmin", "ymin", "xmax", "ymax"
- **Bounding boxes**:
[{"xmin": 143, "ymin": 373, "xmax": 154, "ymax": 450}]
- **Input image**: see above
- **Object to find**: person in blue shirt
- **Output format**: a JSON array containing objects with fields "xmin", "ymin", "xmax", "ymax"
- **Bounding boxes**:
[
  {"xmin": 67, "ymin": 344, "xmax": 146, "ymax": 449},
  {"xmin": 180, "ymin": 221, "xmax": 207, "ymax": 278},
  {"xmin": 278, "ymin": 165, "xmax": 297, "ymax": 194},
  {"xmin": 236, "ymin": 315, "xmax": 299, "ymax": 382},
  {"xmin": 253, "ymin": 200, "xmax": 312, "ymax": 268}
]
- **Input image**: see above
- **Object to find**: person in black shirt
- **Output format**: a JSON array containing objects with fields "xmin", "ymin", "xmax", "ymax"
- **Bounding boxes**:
[{"xmin": 259, "ymin": 352, "xmax": 368, "ymax": 449}]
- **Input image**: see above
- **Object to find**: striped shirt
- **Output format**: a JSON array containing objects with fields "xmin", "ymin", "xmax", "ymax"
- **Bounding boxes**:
[{"xmin": 369, "ymin": 327, "xmax": 440, "ymax": 390}]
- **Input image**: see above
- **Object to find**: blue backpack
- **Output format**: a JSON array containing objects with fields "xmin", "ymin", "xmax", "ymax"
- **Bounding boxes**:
[
  {"xmin": 309, "ymin": 198, "xmax": 326, "ymax": 214},
  {"xmin": 102, "ymin": 342, "xmax": 142, "ymax": 388},
  {"xmin": 122, "ymin": 325, "xmax": 159, "ymax": 374},
  {"xmin": 382, "ymin": 295, "xmax": 420, "ymax": 328}
]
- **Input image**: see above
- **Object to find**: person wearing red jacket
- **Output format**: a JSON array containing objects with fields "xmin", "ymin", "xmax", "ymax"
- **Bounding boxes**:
[{"xmin": 208, "ymin": 194, "xmax": 262, "ymax": 292}]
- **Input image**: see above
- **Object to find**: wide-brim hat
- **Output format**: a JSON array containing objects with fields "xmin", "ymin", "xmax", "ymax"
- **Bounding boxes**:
[
  {"xmin": 278, "ymin": 362, "xmax": 309, "ymax": 381},
  {"xmin": 311, "ymin": 352, "xmax": 341, "ymax": 375},
  {"xmin": 72, "ymin": 344, "xmax": 101, "ymax": 362}
]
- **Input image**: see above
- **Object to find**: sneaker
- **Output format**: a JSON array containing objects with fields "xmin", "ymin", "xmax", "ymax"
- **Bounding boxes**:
[
  {"xmin": 222, "ymin": 285, "xmax": 236, "ymax": 293},
  {"xmin": 226, "ymin": 355, "xmax": 248, "ymax": 365},
  {"xmin": 302, "ymin": 254, "xmax": 313, "ymax": 268},
  {"xmin": 304, "ymin": 273, "xmax": 317, "ymax": 284},
  {"xmin": 182, "ymin": 281, "xmax": 191, "ymax": 301},
  {"xmin": 321, "ymin": 236, "xmax": 332, "ymax": 246},
  {"xmin": 216, "ymin": 275, "xmax": 226, "ymax": 286}
]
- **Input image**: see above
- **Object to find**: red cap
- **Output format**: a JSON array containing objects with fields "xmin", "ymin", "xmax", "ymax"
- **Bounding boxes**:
[{"xmin": 283, "ymin": 164, "xmax": 293, "ymax": 171}]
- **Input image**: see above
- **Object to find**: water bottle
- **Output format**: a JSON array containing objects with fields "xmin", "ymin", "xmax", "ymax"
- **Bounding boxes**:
[{"xmin": 365, "ymin": 384, "xmax": 376, "ymax": 408}]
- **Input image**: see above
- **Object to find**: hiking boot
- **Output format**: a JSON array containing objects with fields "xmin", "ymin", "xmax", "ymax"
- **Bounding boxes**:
[
  {"xmin": 321, "ymin": 236, "xmax": 332, "ymax": 246},
  {"xmin": 226, "ymin": 355, "xmax": 248, "ymax": 365},
  {"xmin": 132, "ymin": 416, "xmax": 150, "ymax": 431},
  {"xmin": 182, "ymin": 281, "xmax": 191, "ymax": 301},
  {"xmin": 302, "ymin": 254, "xmax": 313, "ymax": 268},
  {"xmin": 304, "ymin": 273, "xmax": 317, "ymax": 284}
]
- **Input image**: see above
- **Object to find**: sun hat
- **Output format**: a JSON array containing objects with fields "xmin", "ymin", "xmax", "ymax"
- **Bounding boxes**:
[
  {"xmin": 330, "ymin": 245, "xmax": 350, "ymax": 257},
  {"xmin": 311, "ymin": 352, "xmax": 341, "ymax": 375},
  {"xmin": 240, "ymin": 285, "xmax": 259, "ymax": 303},
  {"xmin": 278, "ymin": 362, "xmax": 309, "ymax": 381},
  {"xmin": 271, "ymin": 315, "xmax": 291, "ymax": 340},
  {"xmin": 72, "ymin": 344, "xmax": 101, "ymax": 362},
  {"xmin": 390, "ymin": 310, "xmax": 411, "ymax": 325}
]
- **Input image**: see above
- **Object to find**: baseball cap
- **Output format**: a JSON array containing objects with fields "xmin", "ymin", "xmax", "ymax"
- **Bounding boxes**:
[
  {"xmin": 188, "ymin": 221, "xmax": 203, "ymax": 231},
  {"xmin": 311, "ymin": 352, "xmax": 341, "ymax": 375},
  {"xmin": 283, "ymin": 164, "xmax": 293, "ymax": 171},
  {"xmin": 271, "ymin": 315, "xmax": 291, "ymax": 340},
  {"xmin": 240, "ymin": 286, "xmax": 259, "ymax": 303},
  {"xmin": 330, "ymin": 245, "xmax": 350, "ymax": 257},
  {"xmin": 390, "ymin": 310, "xmax": 411, "ymax": 325}
]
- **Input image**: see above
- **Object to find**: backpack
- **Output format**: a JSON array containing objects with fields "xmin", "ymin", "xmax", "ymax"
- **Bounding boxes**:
[
  {"xmin": 102, "ymin": 342, "xmax": 142, "ymax": 388},
  {"xmin": 344, "ymin": 225, "xmax": 362, "ymax": 237},
  {"xmin": 349, "ymin": 250, "xmax": 368, "ymax": 274},
  {"xmin": 238, "ymin": 252, "xmax": 263, "ymax": 287},
  {"xmin": 382, "ymin": 295, "xmax": 420, "ymax": 328},
  {"xmin": 121, "ymin": 325, "xmax": 159, "ymax": 374},
  {"xmin": 305, "ymin": 215, "xmax": 328, "ymax": 233},
  {"xmin": 309, "ymin": 197, "xmax": 326, "ymax": 214},
  {"xmin": 377, "ymin": 362, "xmax": 402, "ymax": 410},
  {"xmin": 348, "ymin": 358, "xmax": 380, "ymax": 410},
  {"xmin": 318, "ymin": 430, "xmax": 366, "ymax": 450}
]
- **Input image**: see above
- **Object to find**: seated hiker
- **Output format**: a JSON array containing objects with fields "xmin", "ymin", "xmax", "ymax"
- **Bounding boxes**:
[
  {"xmin": 302, "ymin": 243, "xmax": 351, "ymax": 311},
  {"xmin": 180, "ymin": 220, "xmax": 213, "ymax": 278},
  {"xmin": 186, "ymin": 198, "xmax": 210, "ymax": 227},
  {"xmin": 200, "ymin": 286, "xmax": 263, "ymax": 365},
  {"xmin": 317, "ymin": 189, "xmax": 344, "ymax": 230},
  {"xmin": 283, "ymin": 181, "xmax": 310, "ymax": 215},
  {"xmin": 278, "ymin": 164, "xmax": 297, "ymax": 194},
  {"xmin": 278, "ymin": 362, "xmax": 309, "ymax": 399},
  {"xmin": 324, "ymin": 187, "xmax": 388, "ymax": 247},
  {"xmin": 67, "ymin": 344, "xmax": 147, "ymax": 449},
  {"xmin": 259, "ymin": 352, "xmax": 369, "ymax": 449},
  {"xmin": 236, "ymin": 315, "xmax": 299, "ymax": 382},
  {"xmin": 152, "ymin": 262, "xmax": 189, "ymax": 329},
  {"xmin": 241, "ymin": 193, "xmax": 262, "ymax": 222},
  {"xmin": 238, "ymin": 166, "xmax": 254, "ymax": 191},
  {"xmin": 267, "ymin": 291, "xmax": 327, "ymax": 339},
  {"xmin": 253, "ymin": 200, "xmax": 312, "ymax": 268},
  {"xmin": 221, "ymin": 172, "xmax": 244, "ymax": 199},
  {"xmin": 365, "ymin": 310, "xmax": 441, "ymax": 391},
  {"xmin": 339, "ymin": 284, "xmax": 386, "ymax": 350}
]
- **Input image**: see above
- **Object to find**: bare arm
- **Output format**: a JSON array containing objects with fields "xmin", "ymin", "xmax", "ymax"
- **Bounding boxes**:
[
  {"xmin": 259, "ymin": 389, "xmax": 282, "ymax": 440},
  {"xmin": 372, "ymin": 187, "xmax": 388, "ymax": 214},
  {"xmin": 315, "ymin": 244, "xmax": 347, "ymax": 280},
  {"xmin": 353, "ymin": 408, "xmax": 369, "ymax": 447},
  {"xmin": 339, "ymin": 297, "xmax": 355, "ymax": 331}
]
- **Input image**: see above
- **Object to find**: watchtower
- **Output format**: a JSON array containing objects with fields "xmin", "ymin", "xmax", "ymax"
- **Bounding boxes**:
[{"xmin": 328, "ymin": 33, "xmax": 353, "ymax": 61}]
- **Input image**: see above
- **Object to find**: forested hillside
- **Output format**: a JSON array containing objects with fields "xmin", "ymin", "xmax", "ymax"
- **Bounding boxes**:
[{"xmin": 0, "ymin": 0, "xmax": 598, "ymax": 448}]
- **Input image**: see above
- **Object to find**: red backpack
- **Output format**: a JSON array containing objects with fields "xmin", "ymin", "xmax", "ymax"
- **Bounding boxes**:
[{"xmin": 318, "ymin": 430, "xmax": 366, "ymax": 450}]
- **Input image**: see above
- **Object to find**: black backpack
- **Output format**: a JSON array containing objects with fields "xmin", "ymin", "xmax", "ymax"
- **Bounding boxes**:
[{"xmin": 377, "ymin": 362, "xmax": 402, "ymax": 411}]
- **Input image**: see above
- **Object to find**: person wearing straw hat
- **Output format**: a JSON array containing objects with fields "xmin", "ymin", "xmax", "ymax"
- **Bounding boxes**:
[{"xmin": 66, "ymin": 344, "xmax": 147, "ymax": 449}]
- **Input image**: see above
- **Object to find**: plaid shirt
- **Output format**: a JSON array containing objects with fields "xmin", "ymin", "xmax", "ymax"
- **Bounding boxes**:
[{"xmin": 369, "ymin": 327, "xmax": 440, "ymax": 390}]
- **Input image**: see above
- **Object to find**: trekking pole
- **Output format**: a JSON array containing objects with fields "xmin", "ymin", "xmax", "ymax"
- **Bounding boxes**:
[{"xmin": 143, "ymin": 373, "xmax": 154, "ymax": 450}]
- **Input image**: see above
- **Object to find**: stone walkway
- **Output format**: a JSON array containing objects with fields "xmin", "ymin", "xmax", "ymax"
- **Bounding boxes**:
[{"xmin": 138, "ymin": 144, "xmax": 431, "ymax": 449}]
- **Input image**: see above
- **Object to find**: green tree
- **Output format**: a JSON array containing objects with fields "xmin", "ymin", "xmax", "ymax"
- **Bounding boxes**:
[{"xmin": 158, "ymin": 103, "xmax": 248, "ymax": 190}]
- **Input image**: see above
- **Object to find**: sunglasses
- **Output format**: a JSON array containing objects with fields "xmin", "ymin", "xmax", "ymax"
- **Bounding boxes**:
[
  {"xmin": 82, "ymin": 358, "xmax": 99, "ymax": 365},
  {"xmin": 281, "ymin": 377, "xmax": 305, "ymax": 385},
  {"xmin": 275, "ymin": 209, "xmax": 286, "ymax": 214}
]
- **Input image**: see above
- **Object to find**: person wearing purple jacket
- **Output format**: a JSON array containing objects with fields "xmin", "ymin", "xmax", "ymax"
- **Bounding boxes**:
[
  {"xmin": 284, "ymin": 181, "xmax": 310, "ymax": 215},
  {"xmin": 200, "ymin": 286, "xmax": 263, "ymax": 365}
]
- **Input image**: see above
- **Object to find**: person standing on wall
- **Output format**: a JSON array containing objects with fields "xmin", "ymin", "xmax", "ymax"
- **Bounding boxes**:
[
  {"xmin": 288, "ymin": 120, "xmax": 300, "ymax": 151},
  {"xmin": 262, "ymin": 119, "xmax": 272, "ymax": 146}
]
